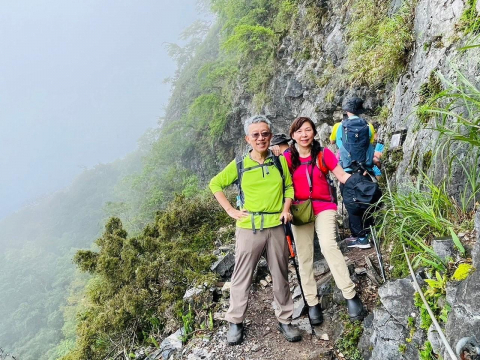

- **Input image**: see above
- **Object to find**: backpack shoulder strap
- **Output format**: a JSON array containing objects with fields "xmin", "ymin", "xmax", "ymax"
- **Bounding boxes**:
[
  {"xmin": 272, "ymin": 155, "xmax": 285, "ymax": 203},
  {"xmin": 235, "ymin": 154, "xmax": 246, "ymax": 208},
  {"xmin": 271, "ymin": 155, "xmax": 284, "ymax": 178},
  {"xmin": 316, "ymin": 147, "xmax": 329, "ymax": 175}
]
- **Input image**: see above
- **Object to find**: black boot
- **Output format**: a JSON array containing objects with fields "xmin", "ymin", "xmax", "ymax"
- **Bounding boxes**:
[
  {"xmin": 308, "ymin": 304, "xmax": 324, "ymax": 325},
  {"xmin": 227, "ymin": 322, "xmax": 243, "ymax": 345},
  {"xmin": 347, "ymin": 295, "xmax": 367, "ymax": 321},
  {"xmin": 277, "ymin": 322, "xmax": 302, "ymax": 342}
]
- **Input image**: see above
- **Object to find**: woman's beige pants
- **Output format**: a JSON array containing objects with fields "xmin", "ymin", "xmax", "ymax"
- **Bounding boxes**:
[{"xmin": 292, "ymin": 209, "xmax": 356, "ymax": 306}]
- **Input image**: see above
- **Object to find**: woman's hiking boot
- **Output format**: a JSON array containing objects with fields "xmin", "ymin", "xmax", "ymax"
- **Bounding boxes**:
[
  {"xmin": 308, "ymin": 304, "xmax": 324, "ymax": 325},
  {"xmin": 227, "ymin": 322, "xmax": 243, "ymax": 345},
  {"xmin": 347, "ymin": 295, "xmax": 367, "ymax": 321},
  {"xmin": 277, "ymin": 322, "xmax": 302, "ymax": 342}
]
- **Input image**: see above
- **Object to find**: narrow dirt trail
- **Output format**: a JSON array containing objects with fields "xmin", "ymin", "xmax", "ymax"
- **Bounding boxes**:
[{"xmin": 181, "ymin": 247, "xmax": 380, "ymax": 360}]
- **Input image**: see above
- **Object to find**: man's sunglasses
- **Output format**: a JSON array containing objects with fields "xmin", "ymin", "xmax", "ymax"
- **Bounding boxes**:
[{"xmin": 249, "ymin": 131, "xmax": 272, "ymax": 139}]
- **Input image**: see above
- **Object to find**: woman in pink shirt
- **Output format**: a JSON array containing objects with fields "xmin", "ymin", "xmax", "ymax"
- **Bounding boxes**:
[{"xmin": 284, "ymin": 117, "xmax": 366, "ymax": 323}]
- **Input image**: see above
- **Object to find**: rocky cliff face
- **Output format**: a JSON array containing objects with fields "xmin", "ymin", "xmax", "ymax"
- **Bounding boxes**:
[
  {"xmin": 216, "ymin": 1, "xmax": 480, "ymax": 358},
  {"xmin": 222, "ymin": 0, "xmax": 479, "ymax": 190}
]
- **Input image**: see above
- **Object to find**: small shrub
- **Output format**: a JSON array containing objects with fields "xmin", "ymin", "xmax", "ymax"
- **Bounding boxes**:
[
  {"xmin": 346, "ymin": 0, "xmax": 416, "ymax": 86},
  {"xmin": 416, "ymin": 72, "xmax": 443, "ymax": 123},
  {"xmin": 451, "ymin": 263, "xmax": 474, "ymax": 281},
  {"xmin": 419, "ymin": 341, "xmax": 435, "ymax": 360},
  {"xmin": 335, "ymin": 314, "xmax": 364, "ymax": 360},
  {"xmin": 458, "ymin": 0, "xmax": 480, "ymax": 34}
]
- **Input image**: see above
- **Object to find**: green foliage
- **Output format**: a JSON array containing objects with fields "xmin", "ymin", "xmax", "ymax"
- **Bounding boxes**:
[
  {"xmin": 335, "ymin": 315, "xmax": 364, "ymax": 360},
  {"xmin": 346, "ymin": 0, "xmax": 416, "ymax": 86},
  {"xmin": 375, "ymin": 174, "xmax": 472, "ymax": 274},
  {"xmin": 414, "ymin": 271, "xmax": 450, "ymax": 331},
  {"xmin": 325, "ymin": 90, "xmax": 335, "ymax": 103},
  {"xmin": 419, "ymin": 341, "xmax": 435, "ymax": 360},
  {"xmin": 63, "ymin": 193, "xmax": 232, "ymax": 359},
  {"xmin": 187, "ymin": 93, "xmax": 230, "ymax": 139},
  {"xmin": 398, "ymin": 343, "xmax": 407, "ymax": 353},
  {"xmin": 375, "ymin": 106, "xmax": 390, "ymax": 124},
  {"xmin": 416, "ymin": 72, "xmax": 443, "ymax": 123},
  {"xmin": 458, "ymin": 0, "xmax": 480, "ymax": 35},
  {"xmin": 180, "ymin": 305, "xmax": 195, "ymax": 342},
  {"xmin": 451, "ymin": 263, "xmax": 475, "ymax": 281},
  {"xmin": 418, "ymin": 68, "xmax": 480, "ymax": 211},
  {"xmin": 448, "ymin": 227, "xmax": 466, "ymax": 256}
]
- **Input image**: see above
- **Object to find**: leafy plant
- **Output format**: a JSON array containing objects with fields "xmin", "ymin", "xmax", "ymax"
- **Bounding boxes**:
[
  {"xmin": 448, "ymin": 227, "xmax": 466, "ymax": 256},
  {"xmin": 180, "ymin": 305, "xmax": 195, "ymax": 342},
  {"xmin": 419, "ymin": 341, "xmax": 435, "ymax": 360},
  {"xmin": 335, "ymin": 314, "xmax": 364, "ymax": 360},
  {"xmin": 346, "ymin": 0, "xmax": 417, "ymax": 86},
  {"xmin": 62, "ymin": 193, "xmax": 232, "ymax": 359},
  {"xmin": 451, "ymin": 263, "xmax": 474, "ymax": 281},
  {"xmin": 458, "ymin": 0, "xmax": 480, "ymax": 35}
]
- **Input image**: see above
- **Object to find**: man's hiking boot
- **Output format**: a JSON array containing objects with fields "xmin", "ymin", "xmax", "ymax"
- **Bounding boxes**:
[
  {"xmin": 347, "ymin": 295, "xmax": 367, "ymax": 321},
  {"xmin": 308, "ymin": 304, "xmax": 324, "ymax": 325},
  {"xmin": 227, "ymin": 322, "xmax": 243, "ymax": 345},
  {"xmin": 277, "ymin": 322, "xmax": 302, "ymax": 342},
  {"xmin": 346, "ymin": 236, "xmax": 371, "ymax": 249}
]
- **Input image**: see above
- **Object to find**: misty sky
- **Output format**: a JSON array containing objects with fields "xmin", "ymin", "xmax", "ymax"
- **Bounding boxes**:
[{"xmin": 0, "ymin": 0, "xmax": 208, "ymax": 219}]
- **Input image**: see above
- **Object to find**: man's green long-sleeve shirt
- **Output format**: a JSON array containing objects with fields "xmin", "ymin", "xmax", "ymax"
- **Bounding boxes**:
[{"xmin": 209, "ymin": 152, "xmax": 293, "ymax": 230}]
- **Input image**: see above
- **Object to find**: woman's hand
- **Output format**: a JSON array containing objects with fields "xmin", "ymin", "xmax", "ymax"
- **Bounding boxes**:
[
  {"xmin": 271, "ymin": 145, "xmax": 281, "ymax": 156},
  {"xmin": 226, "ymin": 208, "xmax": 249, "ymax": 220},
  {"xmin": 331, "ymin": 164, "xmax": 351, "ymax": 184}
]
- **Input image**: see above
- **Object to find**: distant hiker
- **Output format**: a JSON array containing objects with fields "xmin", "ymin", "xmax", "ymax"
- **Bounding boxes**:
[
  {"xmin": 371, "ymin": 121, "xmax": 384, "ymax": 180},
  {"xmin": 270, "ymin": 133, "xmax": 291, "ymax": 155},
  {"xmin": 209, "ymin": 115, "xmax": 302, "ymax": 345},
  {"xmin": 331, "ymin": 97, "xmax": 380, "ymax": 249},
  {"xmin": 285, "ymin": 116, "xmax": 367, "ymax": 322}
]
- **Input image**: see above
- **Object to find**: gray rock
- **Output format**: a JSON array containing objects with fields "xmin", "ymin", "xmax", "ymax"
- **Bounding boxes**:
[
  {"xmin": 428, "ymin": 324, "xmax": 444, "ymax": 356},
  {"xmin": 313, "ymin": 258, "xmax": 330, "ymax": 276},
  {"xmin": 146, "ymin": 328, "xmax": 184, "ymax": 360},
  {"xmin": 473, "ymin": 210, "xmax": 480, "ymax": 266},
  {"xmin": 284, "ymin": 78, "xmax": 304, "ymax": 98},
  {"xmin": 293, "ymin": 296, "xmax": 306, "ymax": 319},
  {"xmin": 292, "ymin": 285, "xmax": 302, "ymax": 299},
  {"xmin": 444, "ymin": 257, "xmax": 480, "ymax": 358},
  {"xmin": 210, "ymin": 252, "xmax": 235, "ymax": 279},
  {"xmin": 183, "ymin": 286, "xmax": 204, "ymax": 301},
  {"xmin": 253, "ymin": 257, "xmax": 269, "ymax": 283},
  {"xmin": 377, "ymin": 278, "xmax": 416, "ymax": 327},
  {"xmin": 432, "ymin": 237, "xmax": 456, "ymax": 261},
  {"xmin": 446, "ymin": 281, "xmax": 459, "ymax": 306},
  {"xmin": 221, "ymin": 282, "xmax": 231, "ymax": 298}
]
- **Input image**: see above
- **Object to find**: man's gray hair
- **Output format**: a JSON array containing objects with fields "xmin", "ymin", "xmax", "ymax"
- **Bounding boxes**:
[{"xmin": 243, "ymin": 115, "xmax": 272, "ymax": 135}]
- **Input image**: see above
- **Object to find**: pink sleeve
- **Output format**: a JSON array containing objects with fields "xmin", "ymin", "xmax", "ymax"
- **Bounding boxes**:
[{"xmin": 323, "ymin": 148, "xmax": 338, "ymax": 171}]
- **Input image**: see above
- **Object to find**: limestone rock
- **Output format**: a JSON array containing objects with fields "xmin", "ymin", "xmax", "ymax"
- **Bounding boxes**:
[
  {"xmin": 210, "ymin": 252, "xmax": 235, "ymax": 279},
  {"xmin": 147, "ymin": 328, "xmax": 184, "ymax": 360},
  {"xmin": 432, "ymin": 238, "xmax": 456, "ymax": 261}
]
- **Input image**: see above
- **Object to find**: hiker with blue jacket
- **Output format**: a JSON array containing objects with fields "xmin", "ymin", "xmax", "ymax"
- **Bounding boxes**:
[
  {"xmin": 209, "ymin": 115, "xmax": 302, "ymax": 345},
  {"xmin": 331, "ymin": 97, "xmax": 381, "ymax": 249}
]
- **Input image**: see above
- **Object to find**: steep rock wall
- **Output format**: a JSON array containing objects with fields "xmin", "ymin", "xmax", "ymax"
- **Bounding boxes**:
[{"xmin": 220, "ymin": 0, "xmax": 479, "ymax": 190}]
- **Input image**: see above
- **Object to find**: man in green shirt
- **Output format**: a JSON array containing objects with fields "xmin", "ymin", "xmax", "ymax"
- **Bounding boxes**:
[{"xmin": 210, "ymin": 115, "xmax": 302, "ymax": 345}]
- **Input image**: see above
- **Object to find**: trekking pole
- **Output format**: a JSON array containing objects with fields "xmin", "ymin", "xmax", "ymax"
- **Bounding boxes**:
[
  {"xmin": 283, "ymin": 222, "xmax": 315, "ymax": 335},
  {"xmin": 369, "ymin": 225, "xmax": 386, "ymax": 282}
]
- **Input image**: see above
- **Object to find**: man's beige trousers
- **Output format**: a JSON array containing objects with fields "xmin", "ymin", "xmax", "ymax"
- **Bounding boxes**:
[
  {"xmin": 225, "ymin": 225, "xmax": 293, "ymax": 324},
  {"xmin": 292, "ymin": 209, "xmax": 356, "ymax": 305}
]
